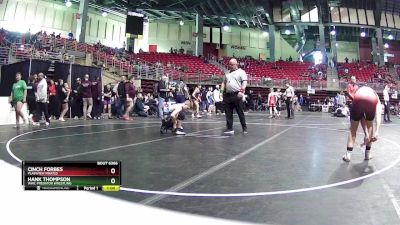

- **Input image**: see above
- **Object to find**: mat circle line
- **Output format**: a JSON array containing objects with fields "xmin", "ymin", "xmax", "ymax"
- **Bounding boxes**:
[{"xmin": 5, "ymin": 122, "xmax": 400, "ymax": 197}]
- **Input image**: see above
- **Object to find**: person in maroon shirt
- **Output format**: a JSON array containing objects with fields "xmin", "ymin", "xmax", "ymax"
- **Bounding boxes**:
[
  {"xmin": 91, "ymin": 76, "xmax": 102, "ymax": 119},
  {"xmin": 123, "ymin": 77, "xmax": 136, "ymax": 120},
  {"xmin": 81, "ymin": 74, "xmax": 93, "ymax": 119}
]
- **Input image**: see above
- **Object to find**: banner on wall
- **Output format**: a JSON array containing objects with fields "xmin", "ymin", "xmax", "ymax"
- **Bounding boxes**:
[
  {"xmin": 392, "ymin": 91, "xmax": 398, "ymax": 99},
  {"xmin": 307, "ymin": 85, "xmax": 315, "ymax": 94}
]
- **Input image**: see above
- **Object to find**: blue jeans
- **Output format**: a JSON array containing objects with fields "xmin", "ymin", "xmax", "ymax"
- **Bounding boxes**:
[
  {"xmin": 201, "ymin": 100, "xmax": 207, "ymax": 112},
  {"xmin": 158, "ymin": 97, "xmax": 165, "ymax": 119},
  {"xmin": 115, "ymin": 98, "xmax": 125, "ymax": 118}
]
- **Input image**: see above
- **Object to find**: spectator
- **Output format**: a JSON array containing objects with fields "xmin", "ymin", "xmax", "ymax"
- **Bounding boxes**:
[
  {"xmin": 383, "ymin": 84, "xmax": 392, "ymax": 123},
  {"xmin": 27, "ymin": 74, "xmax": 38, "ymax": 122},
  {"xmin": 134, "ymin": 93, "xmax": 148, "ymax": 117},
  {"xmin": 91, "ymin": 76, "xmax": 102, "ymax": 119},
  {"xmin": 333, "ymin": 105, "xmax": 349, "ymax": 117},
  {"xmin": 48, "ymin": 79, "xmax": 59, "ymax": 120},
  {"xmin": 206, "ymin": 86, "xmax": 214, "ymax": 115},
  {"xmin": 299, "ymin": 94, "xmax": 305, "ymax": 106},
  {"xmin": 123, "ymin": 77, "xmax": 136, "ymax": 120},
  {"xmin": 174, "ymin": 77, "xmax": 187, "ymax": 103},
  {"xmin": 9, "ymin": 72, "xmax": 28, "ymax": 127},
  {"xmin": 33, "ymin": 73, "xmax": 50, "ymax": 126},
  {"xmin": 115, "ymin": 75, "xmax": 127, "ymax": 118},
  {"xmin": 191, "ymin": 84, "xmax": 202, "ymax": 118},
  {"xmin": 103, "ymin": 84, "xmax": 112, "ymax": 119},
  {"xmin": 338, "ymin": 91, "xmax": 346, "ymax": 107},
  {"xmin": 72, "ymin": 78, "xmax": 83, "ymax": 119},
  {"xmin": 145, "ymin": 94, "xmax": 158, "ymax": 116},
  {"xmin": 213, "ymin": 85, "xmax": 224, "ymax": 115},
  {"xmin": 157, "ymin": 75, "xmax": 170, "ymax": 119},
  {"xmin": 81, "ymin": 74, "xmax": 93, "ymax": 119},
  {"xmin": 58, "ymin": 82, "xmax": 71, "ymax": 122},
  {"xmin": 200, "ymin": 87, "xmax": 208, "ymax": 112}
]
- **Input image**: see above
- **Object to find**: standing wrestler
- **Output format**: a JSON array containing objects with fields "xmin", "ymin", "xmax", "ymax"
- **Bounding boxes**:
[
  {"xmin": 267, "ymin": 88, "xmax": 278, "ymax": 118},
  {"xmin": 342, "ymin": 86, "xmax": 382, "ymax": 162}
]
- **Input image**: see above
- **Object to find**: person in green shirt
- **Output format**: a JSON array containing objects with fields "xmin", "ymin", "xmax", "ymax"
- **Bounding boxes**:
[{"xmin": 9, "ymin": 72, "xmax": 28, "ymax": 127}]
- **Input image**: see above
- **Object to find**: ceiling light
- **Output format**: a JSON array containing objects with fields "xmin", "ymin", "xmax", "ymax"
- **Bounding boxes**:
[
  {"xmin": 223, "ymin": 25, "xmax": 230, "ymax": 31},
  {"xmin": 330, "ymin": 30, "xmax": 336, "ymax": 36},
  {"xmin": 360, "ymin": 31, "xmax": 366, "ymax": 37},
  {"xmin": 65, "ymin": 1, "xmax": 72, "ymax": 7},
  {"xmin": 384, "ymin": 43, "xmax": 389, "ymax": 48},
  {"xmin": 102, "ymin": 12, "xmax": 108, "ymax": 17},
  {"xmin": 285, "ymin": 29, "xmax": 290, "ymax": 35},
  {"xmin": 262, "ymin": 31, "xmax": 269, "ymax": 37},
  {"xmin": 388, "ymin": 34, "xmax": 394, "ymax": 40},
  {"xmin": 179, "ymin": 20, "xmax": 184, "ymax": 26}
]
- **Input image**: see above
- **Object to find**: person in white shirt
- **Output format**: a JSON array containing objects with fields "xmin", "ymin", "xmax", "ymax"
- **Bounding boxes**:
[
  {"xmin": 206, "ymin": 87, "xmax": 214, "ymax": 115},
  {"xmin": 213, "ymin": 85, "xmax": 224, "ymax": 115},
  {"xmin": 383, "ymin": 84, "xmax": 392, "ymax": 122},
  {"xmin": 333, "ymin": 105, "xmax": 349, "ymax": 117},
  {"xmin": 284, "ymin": 83, "xmax": 295, "ymax": 119},
  {"xmin": 338, "ymin": 91, "xmax": 346, "ymax": 107},
  {"xmin": 33, "ymin": 73, "xmax": 50, "ymax": 126}
]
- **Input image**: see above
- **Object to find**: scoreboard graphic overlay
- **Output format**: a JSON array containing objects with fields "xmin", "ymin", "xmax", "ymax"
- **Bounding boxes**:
[{"xmin": 22, "ymin": 161, "xmax": 121, "ymax": 191}]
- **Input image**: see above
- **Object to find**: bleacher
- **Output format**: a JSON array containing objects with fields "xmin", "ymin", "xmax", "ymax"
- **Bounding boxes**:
[
  {"xmin": 1, "ymin": 28, "xmax": 398, "ymax": 92},
  {"xmin": 337, "ymin": 62, "xmax": 377, "ymax": 82},
  {"xmin": 222, "ymin": 57, "xmax": 321, "ymax": 81},
  {"xmin": 135, "ymin": 52, "xmax": 224, "ymax": 76}
]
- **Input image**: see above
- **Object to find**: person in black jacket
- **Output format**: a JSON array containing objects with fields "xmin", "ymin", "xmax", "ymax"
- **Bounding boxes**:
[
  {"xmin": 72, "ymin": 78, "xmax": 83, "ymax": 119},
  {"xmin": 157, "ymin": 75, "xmax": 170, "ymax": 119}
]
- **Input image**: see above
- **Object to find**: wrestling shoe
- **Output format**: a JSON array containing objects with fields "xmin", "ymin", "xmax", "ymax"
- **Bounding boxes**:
[{"xmin": 342, "ymin": 151, "xmax": 351, "ymax": 162}]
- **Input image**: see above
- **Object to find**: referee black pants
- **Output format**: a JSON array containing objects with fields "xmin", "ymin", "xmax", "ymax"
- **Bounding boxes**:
[
  {"xmin": 384, "ymin": 101, "xmax": 391, "ymax": 121},
  {"xmin": 286, "ymin": 97, "xmax": 293, "ymax": 118},
  {"xmin": 35, "ymin": 102, "xmax": 50, "ymax": 123},
  {"xmin": 223, "ymin": 92, "xmax": 247, "ymax": 131}
]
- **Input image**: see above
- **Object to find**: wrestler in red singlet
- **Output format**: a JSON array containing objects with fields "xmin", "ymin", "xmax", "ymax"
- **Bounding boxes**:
[
  {"xmin": 268, "ymin": 93, "xmax": 276, "ymax": 107},
  {"xmin": 350, "ymin": 86, "xmax": 379, "ymax": 121},
  {"xmin": 343, "ymin": 85, "xmax": 381, "ymax": 162}
]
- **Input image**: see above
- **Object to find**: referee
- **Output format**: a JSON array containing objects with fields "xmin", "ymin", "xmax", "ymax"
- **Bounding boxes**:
[{"xmin": 221, "ymin": 58, "xmax": 248, "ymax": 134}]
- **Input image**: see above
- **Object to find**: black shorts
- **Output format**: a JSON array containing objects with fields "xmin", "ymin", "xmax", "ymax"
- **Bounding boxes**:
[
  {"xmin": 350, "ymin": 87, "xmax": 378, "ymax": 121},
  {"xmin": 177, "ymin": 111, "xmax": 185, "ymax": 120},
  {"xmin": 176, "ymin": 95, "xmax": 186, "ymax": 103}
]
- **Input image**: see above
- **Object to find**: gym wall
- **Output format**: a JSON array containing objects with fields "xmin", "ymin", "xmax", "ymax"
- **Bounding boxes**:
[{"xmin": 0, "ymin": 0, "xmax": 126, "ymax": 48}]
